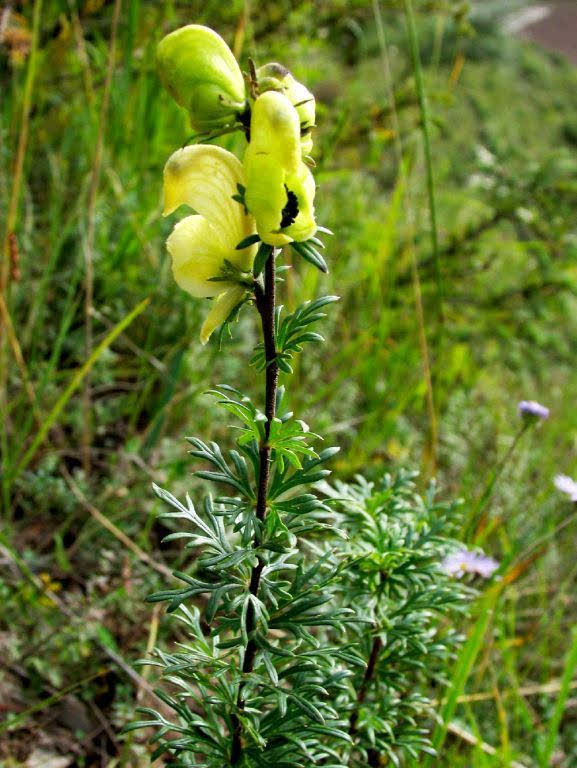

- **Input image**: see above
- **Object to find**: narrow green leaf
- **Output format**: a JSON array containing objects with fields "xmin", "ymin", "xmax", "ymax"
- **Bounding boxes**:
[
  {"xmin": 253, "ymin": 242, "xmax": 274, "ymax": 277},
  {"xmin": 236, "ymin": 233, "xmax": 261, "ymax": 250},
  {"xmin": 13, "ymin": 297, "xmax": 150, "ymax": 481}
]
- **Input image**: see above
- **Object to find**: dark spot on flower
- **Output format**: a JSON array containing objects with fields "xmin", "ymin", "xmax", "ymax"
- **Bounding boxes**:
[{"xmin": 280, "ymin": 185, "xmax": 299, "ymax": 228}]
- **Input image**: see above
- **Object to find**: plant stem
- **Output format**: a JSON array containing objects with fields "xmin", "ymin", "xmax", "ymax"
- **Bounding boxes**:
[
  {"xmin": 372, "ymin": 0, "xmax": 438, "ymax": 476},
  {"xmin": 403, "ymin": 0, "xmax": 443, "ymax": 326},
  {"xmin": 349, "ymin": 634, "xmax": 382, "ymax": 765},
  {"xmin": 231, "ymin": 247, "xmax": 278, "ymax": 764},
  {"xmin": 471, "ymin": 422, "xmax": 529, "ymax": 543}
]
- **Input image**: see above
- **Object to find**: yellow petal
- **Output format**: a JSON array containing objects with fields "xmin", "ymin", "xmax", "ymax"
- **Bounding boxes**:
[
  {"xmin": 163, "ymin": 144, "xmax": 256, "ymax": 266},
  {"xmin": 244, "ymin": 91, "xmax": 317, "ymax": 246},
  {"xmin": 283, "ymin": 165, "xmax": 317, "ymax": 242},
  {"xmin": 300, "ymin": 132, "xmax": 313, "ymax": 157},
  {"xmin": 247, "ymin": 90, "xmax": 301, "ymax": 171},
  {"xmin": 285, "ymin": 75, "xmax": 315, "ymax": 130},
  {"xmin": 167, "ymin": 215, "xmax": 234, "ymax": 298},
  {"xmin": 200, "ymin": 285, "xmax": 246, "ymax": 345},
  {"xmin": 255, "ymin": 63, "xmax": 316, "ymax": 152},
  {"xmin": 243, "ymin": 155, "xmax": 292, "ymax": 247}
]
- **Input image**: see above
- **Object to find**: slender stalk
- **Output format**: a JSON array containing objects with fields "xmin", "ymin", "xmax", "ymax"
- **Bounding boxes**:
[
  {"xmin": 81, "ymin": 0, "xmax": 122, "ymax": 476},
  {"xmin": 231, "ymin": 248, "xmax": 278, "ymax": 764},
  {"xmin": 349, "ymin": 635, "xmax": 382, "ymax": 737},
  {"xmin": 1, "ymin": 0, "xmax": 43, "ymax": 299},
  {"xmin": 0, "ymin": 0, "xmax": 43, "ymax": 514},
  {"xmin": 403, "ymin": 0, "xmax": 443, "ymax": 326},
  {"xmin": 471, "ymin": 423, "xmax": 529, "ymax": 542},
  {"xmin": 372, "ymin": 0, "xmax": 438, "ymax": 475}
]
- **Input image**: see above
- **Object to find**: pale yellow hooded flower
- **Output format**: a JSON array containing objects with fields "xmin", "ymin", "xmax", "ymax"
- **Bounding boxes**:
[
  {"xmin": 163, "ymin": 144, "xmax": 257, "ymax": 344},
  {"xmin": 244, "ymin": 91, "xmax": 317, "ymax": 247},
  {"xmin": 256, "ymin": 63, "xmax": 316, "ymax": 155},
  {"xmin": 157, "ymin": 25, "xmax": 246, "ymax": 132}
]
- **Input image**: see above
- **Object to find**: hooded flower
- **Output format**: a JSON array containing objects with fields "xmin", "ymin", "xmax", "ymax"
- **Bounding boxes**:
[
  {"xmin": 244, "ymin": 90, "xmax": 317, "ymax": 247},
  {"xmin": 157, "ymin": 25, "xmax": 246, "ymax": 132},
  {"xmin": 256, "ymin": 63, "xmax": 316, "ymax": 155},
  {"xmin": 163, "ymin": 144, "xmax": 257, "ymax": 344}
]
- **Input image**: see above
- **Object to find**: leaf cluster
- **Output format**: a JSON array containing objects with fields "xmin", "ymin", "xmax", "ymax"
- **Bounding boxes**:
[
  {"xmin": 324, "ymin": 470, "xmax": 471, "ymax": 766},
  {"xmin": 129, "ymin": 395, "xmax": 468, "ymax": 766},
  {"xmin": 128, "ymin": 387, "xmax": 354, "ymax": 766},
  {"xmin": 251, "ymin": 296, "xmax": 339, "ymax": 374}
]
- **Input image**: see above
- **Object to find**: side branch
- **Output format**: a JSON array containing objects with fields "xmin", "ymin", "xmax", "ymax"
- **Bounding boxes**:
[
  {"xmin": 231, "ymin": 248, "xmax": 279, "ymax": 764},
  {"xmin": 350, "ymin": 635, "xmax": 382, "ymax": 733}
]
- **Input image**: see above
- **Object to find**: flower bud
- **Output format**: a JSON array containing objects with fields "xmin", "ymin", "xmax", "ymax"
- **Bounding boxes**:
[
  {"xmin": 256, "ymin": 63, "xmax": 315, "ymax": 155},
  {"xmin": 244, "ymin": 91, "xmax": 316, "ymax": 246},
  {"xmin": 157, "ymin": 25, "xmax": 246, "ymax": 132}
]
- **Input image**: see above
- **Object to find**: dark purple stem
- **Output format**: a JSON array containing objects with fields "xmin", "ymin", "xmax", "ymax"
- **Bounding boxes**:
[{"xmin": 230, "ymin": 248, "xmax": 278, "ymax": 764}]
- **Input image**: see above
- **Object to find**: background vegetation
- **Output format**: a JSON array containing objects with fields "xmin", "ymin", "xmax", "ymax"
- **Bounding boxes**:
[{"xmin": 2, "ymin": 0, "xmax": 577, "ymax": 765}]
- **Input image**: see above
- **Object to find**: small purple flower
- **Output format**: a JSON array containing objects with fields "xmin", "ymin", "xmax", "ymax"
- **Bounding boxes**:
[
  {"xmin": 518, "ymin": 400, "xmax": 549, "ymax": 421},
  {"xmin": 442, "ymin": 549, "xmax": 499, "ymax": 579},
  {"xmin": 554, "ymin": 475, "xmax": 577, "ymax": 502}
]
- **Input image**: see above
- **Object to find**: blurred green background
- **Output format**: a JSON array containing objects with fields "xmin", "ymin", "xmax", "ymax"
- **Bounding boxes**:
[{"xmin": 2, "ymin": 0, "xmax": 577, "ymax": 765}]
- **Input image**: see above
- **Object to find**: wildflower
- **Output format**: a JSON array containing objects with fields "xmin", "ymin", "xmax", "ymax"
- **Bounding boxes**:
[
  {"xmin": 554, "ymin": 475, "xmax": 577, "ymax": 502},
  {"xmin": 163, "ymin": 144, "xmax": 257, "ymax": 344},
  {"xmin": 518, "ymin": 400, "xmax": 549, "ymax": 421},
  {"xmin": 244, "ymin": 91, "xmax": 317, "ymax": 246},
  {"xmin": 256, "ymin": 63, "xmax": 316, "ymax": 155},
  {"xmin": 157, "ymin": 25, "xmax": 246, "ymax": 132},
  {"xmin": 442, "ymin": 549, "xmax": 499, "ymax": 579}
]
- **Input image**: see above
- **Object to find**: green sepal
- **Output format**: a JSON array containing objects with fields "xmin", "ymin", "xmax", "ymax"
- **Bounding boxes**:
[{"xmin": 253, "ymin": 242, "xmax": 274, "ymax": 278}]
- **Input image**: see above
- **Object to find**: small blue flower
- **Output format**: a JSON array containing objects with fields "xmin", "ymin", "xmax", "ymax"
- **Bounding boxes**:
[
  {"xmin": 554, "ymin": 475, "xmax": 577, "ymax": 502},
  {"xmin": 442, "ymin": 549, "xmax": 499, "ymax": 579},
  {"xmin": 518, "ymin": 400, "xmax": 549, "ymax": 421}
]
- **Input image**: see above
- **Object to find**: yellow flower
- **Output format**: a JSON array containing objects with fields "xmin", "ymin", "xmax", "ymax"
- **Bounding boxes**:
[
  {"xmin": 244, "ymin": 91, "xmax": 317, "ymax": 247},
  {"xmin": 256, "ymin": 63, "xmax": 316, "ymax": 155},
  {"xmin": 163, "ymin": 145, "xmax": 257, "ymax": 344},
  {"xmin": 157, "ymin": 25, "xmax": 246, "ymax": 132}
]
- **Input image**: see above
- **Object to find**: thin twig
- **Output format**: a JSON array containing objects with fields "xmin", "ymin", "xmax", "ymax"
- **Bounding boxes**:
[
  {"xmin": 137, "ymin": 604, "xmax": 162, "ymax": 703},
  {"xmin": 0, "ymin": 293, "xmax": 43, "ymax": 428},
  {"xmin": 446, "ymin": 721, "xmax": 528, "ymax": 768},
  {"xmin": 454, "ymin": 678, "xmax": 577, "ymax": 705}
]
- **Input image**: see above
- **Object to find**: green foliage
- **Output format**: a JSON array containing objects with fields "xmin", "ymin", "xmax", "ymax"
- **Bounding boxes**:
[
  {"xmin": 252, "ymin": 295, "xmax": 340, "ymax": 373},
  {"xmin": 131, "ymin": 392, "xmax": 355, "ymax": 766},
  {"xmin": 327, "ymin": 471, "xmax": 468, "ymax": 765},
  {"xmin": 3, "ymin": 0, "xmax": 577, "ymax": 765},
  {"xmin": 132, "ymin": 432, "xmax": 467, "ymax": 766}
]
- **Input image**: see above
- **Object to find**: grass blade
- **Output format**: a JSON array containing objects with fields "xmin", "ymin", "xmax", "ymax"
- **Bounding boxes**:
[
  {"xmin": 427, "ymin": 585, "xmax": 501, "ymax": 761},
  {"xmin": 539, "ymin": 625, "xmax": 577, "ymax": 766},
  {"xmin": 11, "ymin": 297, "xmax": 150, "ymax": 483},
  {"xmin": 403, "ymin": 0, "xmax": 443, "ymax": 324}
]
